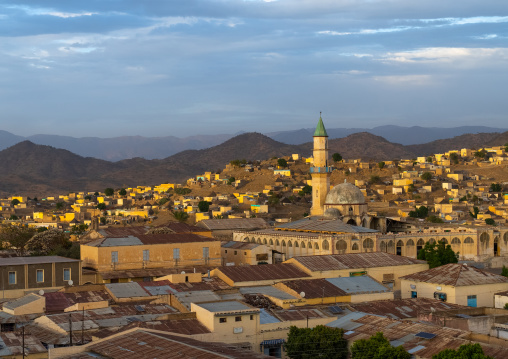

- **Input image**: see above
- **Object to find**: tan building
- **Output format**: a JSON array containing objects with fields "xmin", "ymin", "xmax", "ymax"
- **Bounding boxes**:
[
  {"xmin": 221, "ymin": 241, "xmax": 272, "ymax": 266},
  {"xmin": 81, "ymin": 233, "xmax": 221, "ymax": 277},
  {"xmin": 400, "ymin": 263, "xmax": 508, "ymax": 307},
  {"xmin": 310, "ymin": 115, "xmax": 331, "ymax": 216}
]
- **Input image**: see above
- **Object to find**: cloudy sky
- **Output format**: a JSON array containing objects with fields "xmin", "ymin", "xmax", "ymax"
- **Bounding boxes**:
[{"xmin": 1, "ymin": 0, "xmax": 507, "ymax": 137}]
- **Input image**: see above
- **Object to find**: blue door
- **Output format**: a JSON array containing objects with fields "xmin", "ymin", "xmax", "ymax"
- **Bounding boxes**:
[{"xmin": 467, "ymin": 295, "xmax": 477, "ymax": 307}]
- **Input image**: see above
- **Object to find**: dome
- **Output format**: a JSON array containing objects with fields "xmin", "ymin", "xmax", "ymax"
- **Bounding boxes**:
[
  {"xmin": 325, "ymin": 182, "xmax": 365, "ymax": 205},
  {"xmin": 324, "ymin": 208, "xmax": 341, "ymax": 219}
]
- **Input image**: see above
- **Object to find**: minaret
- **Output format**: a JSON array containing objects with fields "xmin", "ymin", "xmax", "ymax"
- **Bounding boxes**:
[{"xmin": 310, "ymin": 113, "xmax": 330, "ymax": 216}]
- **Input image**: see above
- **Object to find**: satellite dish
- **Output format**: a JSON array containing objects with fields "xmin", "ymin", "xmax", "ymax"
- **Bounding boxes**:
[
  {"xmin": 300, "ymin": 291, "xmax": 305, "ymax": 298},
  {"xmin": 68, "ymin": 280, "xmax": 74, "ymax": 286},
  {"xmin": 181, "ymin": 271, "xmax": 186, "ymax": 274},
  {"xmin": 39, "ymin": 290, "xmax": 45, "ymax": 296}
]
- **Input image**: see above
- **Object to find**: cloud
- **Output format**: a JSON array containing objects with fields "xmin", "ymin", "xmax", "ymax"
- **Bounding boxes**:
[{"xmin": 373, "ymin": 74, "xmax": 433, "ymax": 85}]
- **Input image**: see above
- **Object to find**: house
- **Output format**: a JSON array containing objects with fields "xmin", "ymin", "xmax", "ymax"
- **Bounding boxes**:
[
  {"xmin": 0, "ymin": 256, "xmax": 81, "ymax": 299},
  {"xmin": 400, "ymin": 263, "xmax": 508, "ymax": 307},
  {"xmin": 221, "ymin": 241, "xmax": 272, "ymax": 266},
  {"xmin": 211, "ymin": 263, "xmax": 310, "ymax": 287}
]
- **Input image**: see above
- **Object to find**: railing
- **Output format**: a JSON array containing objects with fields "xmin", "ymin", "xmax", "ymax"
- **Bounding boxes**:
[{"xmin": 310, "ymin": 167, "xmax": 332, "ymax": 173}]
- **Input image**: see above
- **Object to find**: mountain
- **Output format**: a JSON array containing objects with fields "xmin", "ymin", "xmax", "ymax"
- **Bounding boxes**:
[
  {"xmin": 488, "ymin": 131, "xmax": 508, "ymax": 147},
  {"xmin": 405, "ymin": 133, "xmax": 500, "ymax": 156}
]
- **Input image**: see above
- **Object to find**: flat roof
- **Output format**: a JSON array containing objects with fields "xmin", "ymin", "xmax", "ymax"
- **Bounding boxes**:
[
  {"xmin": 197, "ymin": 218, "xmax": 269, "ymax": 230},
  {"xmin": 0, "ymin": 256, "xmax": 80, "ymax": 266},
  {"xmin": 85, "ymin": 233, "xmax": 216, "ymax": 247},
  {"xmin": 196, "ymin": 301, "xmax": 255, "ymax": 313}
]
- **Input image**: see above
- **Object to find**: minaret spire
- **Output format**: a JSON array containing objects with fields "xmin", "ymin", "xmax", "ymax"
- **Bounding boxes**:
[{"xmin": 310, "ymin": 113, "xmax": 330, "ymax": 216}]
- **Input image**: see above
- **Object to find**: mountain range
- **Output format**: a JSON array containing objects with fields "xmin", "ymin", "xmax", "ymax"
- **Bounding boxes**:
[
  {"xmin": 0, "ymin": 125, "xmax": 506, "ymax": 161},
  {"xmin": 1, "ymin": 130, "xmax": 507, "ymax": 197}
]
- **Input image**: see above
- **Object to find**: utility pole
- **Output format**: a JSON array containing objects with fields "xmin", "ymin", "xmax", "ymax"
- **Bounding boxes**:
[
  {"xmin": 81, "ymin": 307, "xmax": 85, "ymax": 345},
  {"xmin": 69, "ymin": 313, "xmax": 73, "ymax": 346},
  {"xmin": 22, "ymin": 326, "xmax": 25, "ymax": 359}
]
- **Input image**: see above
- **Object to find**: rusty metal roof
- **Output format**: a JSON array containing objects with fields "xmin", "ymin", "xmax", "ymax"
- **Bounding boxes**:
[
  {"xmin": 276, "ymin": 217, "xmax": 378, "ymax": 234},
  {"xmin": 290, "ymin": 252, "xmax": 426, "ymax": 272},
  {"xmin": 0, "ymin": 332, "xmax": 47, "ymax": 356},
  {"xmin": 400, "ymin": 263, "xmax": 508, "ymax": 286},
  {"xmin": 97, "ymin": 227, "xmax": 149, "ymax": 238},
  {"xmin": 99, "ymin": 266, "xmax": 216, "ymax": 279},
  {"xmin": 44, "ymin": 290, "xmax": 112, "ymax": 313},
  {"xmin": 86, "ymin": 329, "xmax": 270, "ymax": 358},
  {"xmin": 165, "ymin": 222, "xmax": 210, "ymax": 233},
  {"xmin": 216, "ymin": 263, "xmax": 310, "ymax": 283},
  {"xmin": 197, "ymin": 218, "xmax": 269, "ymax": 230},
  {"xmin": 348, "ymin": 298, "xmax": 466, "ymax": 320},
  {"xmin": 0, "ymin": 256, "xmax": 79, "ymax": 266},
  {"xmin": 273, "ymin": 307, "xmax": 331, "ymax": 321},
  {"xmin": 222, "ymin": 241, "xmax": 261, "ymax": 250},
  {"xmin": 86, "ymin": 233, "xmax": 217, "ymax": 247}
]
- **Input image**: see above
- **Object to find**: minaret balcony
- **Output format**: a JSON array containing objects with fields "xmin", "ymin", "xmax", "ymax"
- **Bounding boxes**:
[{"xmin": 310, "ymin": 166, "xmax": 332, "ymax": 173}]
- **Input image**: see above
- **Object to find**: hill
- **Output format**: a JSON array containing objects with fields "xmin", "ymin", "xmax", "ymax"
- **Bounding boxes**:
[{"xmin": 406, "ymin": 133, "xmax": 500, "ymax": 156}]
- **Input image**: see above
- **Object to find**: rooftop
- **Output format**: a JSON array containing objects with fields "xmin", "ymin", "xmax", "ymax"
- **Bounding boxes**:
[
  {"xmin": 85, "ymin": 233, "xmax": 216, "ymax": 247},
  {"xmin": 197, "ymin": 218, "xmax": 269, "ymax": 231},
  {"xmin": 196, "ymin": 301, "xmax": 257, "ymax": 313},
  {"xmin": 0, "ymin": 256, "xmax": 80, "ymax": 266},
  {"xmin": 289, "ymin": 252, "xmax": 426, "ymax": 272},
  {"xmin": 275, "ymin": 217, "xmax": 378, "ymax": 233},
  {"xmin": 3, "ymin": 293, "xmax": 43, "ymax": 310},
  {"xmin": 400, "ymin": 263, "xmax": 508, "ymax": 286},
  {"xmin": 222, "ymin": 241, "xmax": 262, "ymax": 250},
  {"xmin": 216, "ymin": 263, "xmax": 310, "ymax": 283}
]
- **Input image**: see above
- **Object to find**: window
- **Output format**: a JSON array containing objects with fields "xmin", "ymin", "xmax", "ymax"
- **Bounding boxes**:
[
  {"xmin": 411, "ymin": 291, "xmax": 417, "ymax": 298},
  {"xmin": 173, "ymin": 248, "xmax": 180, "ymax": 260},
  {"xmin": 63, "ymin": 268, "xmax": 71, "ymax": 281},
  {"xmin": 250, "ymin": 315, "xmax": 254, "ymax": 320},
  {"xmin": 143, "ymin": 249, "xmax": 150, "ymax": 262},
  {"xmin": 8, "ymin": 271, "xmax": 16, "ymax": 285},
  {"xmin": 111, "ymin": 251, "xmax": 118, "ymax": 263},
  {"xmin": 234, "ymin": 251, "xmax": 237, "ymax": 255},
  {"xmin": 203, "ymin": 247, "xmax": 209, "ymax": 259},
  {"xmin": 219, "ymin": 318, "xmax": 227, "ymax": 323},
  {"xmin": 235, "ymin": 316, "xmax": 242, "ymax": 322},
  {"xmin": 244, "ymin": 252, "xmax": 247, "ymax": 255},
  {"xmin": 36, "ymin": 269, "xmax": 44, "ymax": 283},
  {"xmin": 225, "ymin": 250, "xmax": 228, "ymax": 253}
]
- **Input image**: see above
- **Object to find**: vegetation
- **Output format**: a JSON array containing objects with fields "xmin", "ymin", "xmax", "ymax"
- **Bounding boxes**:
[
  {"xmin": 474, "ymin": 149, "xmax": 487, "ymax": 158},
  {"xmin": 158, "ymin": 198, "xmax": 169, "ymax": 206},
  {"xmin": 298, "ymin": 185, "xmax": 312, "ymax": 196},
  {"xmin": 501, "ymin": 265, "xmax": 508, "ymax": 277},
  {"xmin": 104, "ymin": 188, "xmax": 114, "ymax": 196},
  {"xmin": 96, "ymin": 203, "xmax": 106, "ymax": 210},
  {"xmin": 332, "ymin": 153, "xmax": 342, "ymax": 162},
  {"xmin": 409, "ymin": 206, "xmax": 428, "ymax": 219},
  {"xmin": 0, "ymin": 225, "xmax": 36, "ymax": 256},
  {"xmin": 417, "ymin": 241, "xmax": 458, "ymax": 268},
  {"xmin": 469, "ymin": 206, "xmax": 479, "ymax": 219},
  {"xmin": 11, "ymin": 198, "xmax": 20, "ymax": 206},
  {"xmin": 485, "ymin": 218, "xmax": 496, "ymax": 226},
  {"xmin": 432, "ymin": 343, "xmax": 492, "ymax": 359},
  {"xmin": 70, "ymin": 224, "xmax": 88, "ymax": 236},
  {"xmin": 351, "ymin": 332, "xmax": 410, "ymax": 359},
  {"xmin": 378, "ymin": 161, "xmax": 385, "ymax": 169},
  {"xmin": 427, "ymin": 215, "xmax": 444, "ymax": 223},
  {"xmin": 505, "ymin": 142, "xmax": 508, "ymax": 152},
  {"xmin": 174, "ymin": 187, "xmax": 192, "ymax": 195},
  {"xmin": 173, "ymin": 210, "xmax": 189, "ymax": 222},
  {"xmin": 119, "ymin": 188, "xmax": 127, "ymax": 196},
  {"xmin": 421, "ymin": 172, "xmax": 432, "ymax": 181},
  {"xmin": 230, "ymin": 159, "xmax": 247, "ymax": 167},
  {"xmin": 426, "ymin": 156, "xmax": 433, "ymax": 163},
  {"xmin": 277, "ymin": 158, "xmax": 288, "ymax": 168},
  {"xmin": 285, "ymin": 325, "xmax": 347, "ymax": 359},
  {"xmin": 55, "ymin": 201, "xmax": 65, "ymax": 210},
  {"xmin": 198, "ymin": 200, "xmax": 210, "ymax": 212},
  {"xmin": 369, "ymin": 175, "xmax": 381, "ymax": 184},
  {"xmin": 228, "ymin": 177, "xmax": 236, "ymax": 185},
  {"xmin": 449, "ymin": 153, "xmax": 459, "ymax": 164},
  {"xmin": 490, "ymin": 183, "xmax": 502, "ymax": 192}
]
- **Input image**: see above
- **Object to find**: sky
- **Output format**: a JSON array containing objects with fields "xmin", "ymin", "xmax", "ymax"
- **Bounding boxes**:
[{"xmin": 1, "ymin": 0, "xmax": 507, "ymax": 138}]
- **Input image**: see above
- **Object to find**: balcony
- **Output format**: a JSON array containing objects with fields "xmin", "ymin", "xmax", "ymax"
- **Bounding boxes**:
[{"xmin": 310, "ymin": 167, "xmax": 332, "ymax": 173}]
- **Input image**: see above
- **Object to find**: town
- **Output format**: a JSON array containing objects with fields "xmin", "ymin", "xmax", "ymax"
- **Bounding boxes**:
[{"xmin": 0, "ymin": 117, "xmax": 507, "ymax": 358}]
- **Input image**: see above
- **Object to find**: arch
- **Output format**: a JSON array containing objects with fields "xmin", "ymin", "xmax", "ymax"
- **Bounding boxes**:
[
  {"xmin": 504, "ymin": 232, "xmax": 508, "ymax": 243},
  {"xmin": 314, "ymin": 242, "xmax": 319, "ymax": 250},
  {"xmin": 276, "ymin": 239, "xmax": 280, "ymax": 246},
  {"xmin": 301, "ymin": 241, "xmax": 306, "ymax": 248},
  {"xmin": 451, "ymin": 237, "xmax": 461, "ymax": 245},
  {"xmin": 417, "ymin": 239, "xmax": 425, "ymax": 246},
  {"xmin": 263, "ymin": 238, "xmax": 267, "ymax": 245},
  {"xmin": 257, "ymin": 238, "xmax": 261, "ymax": 244},
  {"xmin": 363, "ymin": 238, "xmax": 374, "ymax": 249},
  {"xmin": 322, "ymin": 240, "xmax": 330, "ymax": 250},
  {"xmin": 352, "ymin": 243, "xmax": 359, "ymax": 251},
  {"xmin": 288, "ymin": 240, "xmax": 293, "ymax": 247},
  {"xmin": 362, "ymin": 218, "xmax": 368, "ymax": 228},
  {"xmin": 388, "ymin": 240, "xmax": 394, "ymax": 249},
  {"xmin": 440, "ymin": 238, "xmax": 448, "ymax": 244},
  {"xmin": 295, "ymin": 241, "xmax": 299, "ymax": 248},
  {"xmin": 251, "ymin": 238, "xmax": 256, "ymax": 243},
  {"xmin": 428, "ymin": 238, "xmax": 436, "ymax": 244},
  {"xmin": 464, "ymin": 237, "xmax": 474, "ymax": 244},
  {"xmin": 347, "ymin": 219, "xmax": 357, "ymax": 226},
  {"xmin": 282, "ymin": 240, "xmax": 286, "ymax": 247},
  {"xmin": 336, "ymin": 240, "xmax": 347, "ymax": 253},
  {"xmin": 380, "ymin": 241, "xmax": 387, "ymax": 252},
  {"xmin": 244, "ymin": 237, "xmax": 249, "ymax": 242},
  {"xmin": 396, "ymin": 240, "xmax": 404, "ymax": 247},
  {"xmin": 269, "ymin": 239, "xmax": 274, "ymax": 246},
  {"xmin": 407, "ymin": 239, "xmax": 415, "ymax": 246},
  {"xmin": 480, "ymin": 232, "xmax": 490, "ymax": 243}
]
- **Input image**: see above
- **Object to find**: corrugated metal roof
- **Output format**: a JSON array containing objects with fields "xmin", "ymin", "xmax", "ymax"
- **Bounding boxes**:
[
  {"xmin": 275, "ymin": 217, "xmax": 378, "ymax": 233},
  {"xmin": 273, "ymin": 308, "xmax": 331, "ymax": 322},
  {"xmin": 196, "ymin": 301, "xmax": 256, "ymax": 313},
  {"xmin": 281, "ymin": 278, "xmax": 347, "ymax": 299},
  {"xmin": 93, "ymin": 319, "xmax": 211, "ymax": 339},
  {"xmin": 0, "ymin": 256, "xmax": 79, "ymax": 266},
  {"xmin": 198, "ymin": 218, "xmax": 269, "ymax": 230},
  {"xmin": 291, "ymin": 252, "xmax": 426, "ymax": 272},
  {"xmin": 86, "ymin": 233, "xmax": 216, "ymax": 247},
  {"xmin": 325, "ymin": 276, "xmax": 389, "ymax": 294},
  {"xmin": 239, "ymin": 286, "xmax": 297, "ymax": 300},
  {"xmin": 216, "ymin": 263, "xmax": 310, "ymax": 283},
  {"xmin": 3, "ymin": 293, "xmax": 43, "ymax": 310},
  {"xmin": 400, "ymin": 263, "xmax": 508, "ymax": 286},
  {"xmin": 221, "ymin": 241, "xmax": 261, "ymax": 249},
  {"xmin": 259, "ymin": 309, "xmax": 280, "ymax": 324},
  {"xmin": 105, "ymin": 283, "xmax": 150, "ymax": 298},
  {"xmin": 0, "ymin": 332, "xmax": 47, "ymax": 356}
]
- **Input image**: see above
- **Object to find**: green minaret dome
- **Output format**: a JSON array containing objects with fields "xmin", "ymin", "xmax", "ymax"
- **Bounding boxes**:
[{"xmin": 313, "ymin": 115, "xmax": 328, "ymax": 137}]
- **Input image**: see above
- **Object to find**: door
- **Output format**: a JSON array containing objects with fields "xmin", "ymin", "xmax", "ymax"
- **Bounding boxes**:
[{"xmin": 467, "ymin": 295, "xmax": 477, "ymax": 307}]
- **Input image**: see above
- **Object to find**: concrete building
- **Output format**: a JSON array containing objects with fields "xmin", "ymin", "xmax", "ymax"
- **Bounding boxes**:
[{"xmin": 221, "ymin": 241, "xmax": 272, "ymax": 266}]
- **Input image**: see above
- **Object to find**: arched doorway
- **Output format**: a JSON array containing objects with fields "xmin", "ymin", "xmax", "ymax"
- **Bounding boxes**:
[
  {"xmin": 396, "ymin": 240, "xmax": 404, "ymax": 256},
  {"xmin": 347, "ymin": 219, "xmax": 357, "ymax": 226}
]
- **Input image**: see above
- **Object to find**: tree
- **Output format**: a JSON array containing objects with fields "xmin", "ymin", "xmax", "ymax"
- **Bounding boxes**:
[
  {"xmin": 55, "ymin": 201, "xmax": 65, "ymax": 210},
  {"xmin": 351, "ymin": 332, "xmax": 410, "ymax": 359},
  {"xmin": 475, "ymin": 149, "xmax": 487, "ymax": 158},
  {"xmin": 426, "ymin": 156, "xmax": 433, "ymax": 163},
  {"xmin": 485, "ymin": 218, "xmax": 496, "ymax": 226},
  {"xmin": 285, "ymin": 325, "xmax": 347, "ymax": 359},
  {"xmin": 369, "ymin": 175, "xmax": 381, "ymax": 184},
  {"xmin": 26, "ymin": 229, "xmax": 70, "ymax": 256},
  {"xmin": 97, "ymin": 203, "xmax": 106, "ymax": 210},
  {"xmin": 198, "ymin": 200, "xmax": 210, "ymax": 212},
  {"xmin": 505, "ymin": 143, "xmax": 508, "ymax": 152},
  {"xmin": 432, "ymin": 343, "xmax": 492, "ymax": 359},
  {"xmin": 501, "ymin": 265, "xmax": 508, "ymax": 277},
  {"xmin": 427, "ymin": 215, "xmax": 444, "ymax": 223},
  {"xmin": 174, "ymin": 187, "xmax": 191, "ymax": 195},
  {"xmin": 491, "ymin": 183, "xmax": 502, "ymax": 192},
  {"xmin": 158, "ymin": 198, "xmax": 169, "ymax": 206},
  {"xmin": 298, "ymin": 185, "xmax": 312, "ymax": 196},
  {"xmin": 0, "ymin": 225, "xmax": 36, "ymax": 256},
  {"xmin": 421, "ymin": 172, "xmax": 432, "ymax": 181},
  {"xmin": 173, "ymin": 211, "xmax": 189, "ymax": 222},
  {"xmin": 332, "ymin": 153, "xmax": 342, "ymax": 162},
  {"xmin": 10, "ymin": 198, "xmax": 20, "ymax": 206},
  {"xmin": 378, "ymin": 161, "xmax": 385, "ymax": 169},
  {"xmin": 227, "ymin": 177, "xmax": 236, "ymax": 185},
  {"xmin": 469, "ymin": 206, "xmax": 479, "ymax": 219},
  {"xmin": 409, "ymin": 206, "xmax": 428, "ymax": 219},
  {"xmin": 119, "ymin": 188, "xmax": 127, "ymax": 196},
  {"xmin": 417, "ymin": 241, "xmax": 458, "ymax": 268},
  {"xmin": 105, "ymin": 188, "xmax": 114, "ymax": 196},
  {"xmin": 449, "ymin": 153, "xmax": 459, "ymax": 164},
  {"xmin": 277, "ymin": 158, "xmax": 288, "ymax": 168}
]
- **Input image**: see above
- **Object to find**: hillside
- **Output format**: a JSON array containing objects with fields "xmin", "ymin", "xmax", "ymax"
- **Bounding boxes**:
[
  {"xmin": 488, "ymin": 131, "xmax": 508, "ymax": 147},
  {"xmin": 406, "ymin": 133, "xmax": 500, "ymax": 156}
]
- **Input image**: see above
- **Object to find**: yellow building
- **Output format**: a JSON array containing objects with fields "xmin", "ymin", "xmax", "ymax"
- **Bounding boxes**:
[
  {"xmin": 81, "ymin": 232, "xmax": 221, "ymax": 274},
  {"xmin": 400, "ymin": 263, "xmax": 508, "ymax": 307},
  {"xmin": 221, "ymin": 241, "xmax": 272, "ymax": 266}
]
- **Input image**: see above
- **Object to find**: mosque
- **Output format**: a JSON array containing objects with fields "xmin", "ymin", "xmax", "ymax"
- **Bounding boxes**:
[{"xmin": 233, "ymin": 116, "xmax": 506, "ymax": 262}]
